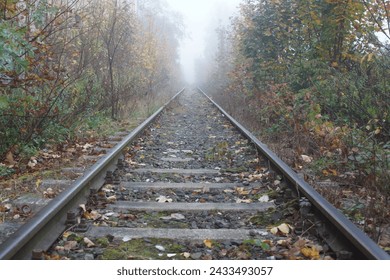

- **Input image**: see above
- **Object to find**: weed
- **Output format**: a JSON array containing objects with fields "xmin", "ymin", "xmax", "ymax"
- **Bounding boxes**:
[{"xmin": 0, "ymin": 165, "xmax": 15, "ymax": 178}]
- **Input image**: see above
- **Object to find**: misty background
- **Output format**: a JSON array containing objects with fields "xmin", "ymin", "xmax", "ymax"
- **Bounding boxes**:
[{"xmin": 166, "ymin": 0, "xmax": 241, "ymax": 84}]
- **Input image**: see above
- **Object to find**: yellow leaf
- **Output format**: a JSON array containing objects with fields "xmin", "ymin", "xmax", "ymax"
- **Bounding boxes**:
[
  {"xmin": 301, "ymin": 247, "xmax": 320, "ymax": 260},
  {"xmin": 328, "ymin": 169, "xmax": 338, "ymax": 176},
  {"xmin": 323, "ymin": 169, "xmax": 337, "ymax": 176},
  {"xmin": 35, "ymin": 179, "xmax": 42, "ymax": 189},
  {"xmin": 83, "ymin": 210, "xmax": 101, "ymax": 220},
  {"xmin": 270, "ymin": 227, "xmax": 278, "ymax": 235},
  {"xmin": 235, "ymin": 187, "xmax": 250, "ymax": 195},
  {"xmin": 204, "ymin": 239, "xmax": 213, "ymax": 248},
  {"xmin": 367, "ymin": 53, "xmax": 375, "ymax": 62},
  {"xmin": 278, "ymin": 223, "xmax": 291, "ymax": 235}
]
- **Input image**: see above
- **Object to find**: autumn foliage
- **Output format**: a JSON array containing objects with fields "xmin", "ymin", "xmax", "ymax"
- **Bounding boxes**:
[
  {"xmin": 0, "ymin": 0, "xmax": 183, "ymax": 166},
  {"xmin": 200, "ymin": 0, "xmax": 389, "ymax": 226}
]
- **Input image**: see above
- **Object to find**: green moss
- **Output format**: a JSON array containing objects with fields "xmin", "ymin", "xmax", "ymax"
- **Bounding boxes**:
[
  {"xmin": 249, "ymin": 209, "xmax": 275, "ymax": 226},
  {"xmin": 243, "ymin": 239, "xmax": 271, "ymax": 251},
  {"xmin": 41, "ymin": 170, "xmax": 61, "ymax": 179},
  {"xmin": 101, "ymin": 239, "xmax": 187, "ymax": 260},
  {"xmin": 141, "ymin": 212, "xmax": 189, "ymax": 229},
  {"xmin": 265, "ymin": 189, "xmax": 279, "ymax": 199},
  {"xmin": 67, "ymin": 233, "xmax": 83, "ymax": 242},
  {"xmin": 167, "ymin": 243, "xmax": 185, "ymax": 252},
  {"xmin": 96, "ymin": 237, "xmax": 110, "ymax": 247}
]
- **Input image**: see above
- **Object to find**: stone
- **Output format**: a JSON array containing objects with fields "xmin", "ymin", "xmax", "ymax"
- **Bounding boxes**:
[{"xmin": 191, "ymin": 252, "xmax": 202, "ymax": 260}]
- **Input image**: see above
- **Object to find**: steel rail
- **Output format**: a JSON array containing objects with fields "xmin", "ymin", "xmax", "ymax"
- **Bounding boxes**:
[
  {"xmin": 198, "ymin": 87, "xmax": 389, "ymax": 260},
  {"xmin": 0, "ymin": 88, "xmax": 185, "ymax": 260}
]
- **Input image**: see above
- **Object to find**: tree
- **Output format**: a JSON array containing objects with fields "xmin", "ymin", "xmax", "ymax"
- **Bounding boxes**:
[{"xmin": 0, "ymin": 0, "xmax": 184, "ymax": 161}]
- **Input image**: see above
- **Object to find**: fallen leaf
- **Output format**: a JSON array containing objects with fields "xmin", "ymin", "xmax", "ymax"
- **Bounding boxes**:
[
  {"xmin": 104, "ymin": 212, "xmax": 116, "ymax": 217},
  {"xmin": 43, "ymin": 188, "xmax": 56, "ymax": 198},
  {"xmin": 235, "ymin": 187, "xmax": 250, "ymax": 195},
  {"xmin": 161, "ymin": 216, "xmax": 172, "ymax": 220},
  {"xmin": 322, "ymin": 169, "xmax": 338, "ymax": 176},
  {"xmin": 219, "ymin": 249, "xmax": 228, "ymax": 257},
  {"xmin": 62, "ymin": 231, "xmax": 72, "ymax": 239},
  {"xmin": 258, "ymin": 195, "xmax": 269, "ymax": 202},
  {"xmin": 236, "ymin": 198, "xmax": 252, "ymax": 204},
  {"xmin": 301, "ymin": 247, "xmax": 320, "ymax": 260},
  {"xmin": 102, "ymin": 184, "xmax": 114, "ymax": 191},
  {"xmin": 54, "ymin": 246, "xmax": 65, "ymax": 252},
  {"xmin": 170, "ymin": 213, "xmax": 185, "ymax": 220},
  {"xmin": 64, "ymin": 241, "xmax": 78, "ymax": 251},
  {"xmin": 79, "ymin": 204, "xmax": 87, "ymax": 212},
  {"xmin": 155, "ymin": 245, "xmax": 165, "ymax": 251},
  {"xmin": 277, "ymin": 240, "xmax": 290, "ymax": 247},
  {"xmin": 293, "ymin": 238, "xmax": 307, "ymax": 249},
  {"xmin": 83, "ymin": 210, "xmax": 101, "ymax": 220},
  {"xmin": 27, "ymin": 158, "xmax": 38, "ymax": 168},
  {"xmin": 278, "ymin": 223, "xmax": 291, "ymax": 235},
  {"xmin": 82, "ymin": 143, "xmax": 93, "ymax": 152},
  {"xmin": 236, "ymin": 251, "xmax": 249, "ymax": 259},
  {"xmin": 328, "ymin": 169, "xmax": 338, "ymax": 176},
  {"xmin": 123, "ymin": 236, "xmax": 132, "ymax": 242},
  {"xmin": 5, "ymin": 151, "xmax": 16, "ymax": 165},
  {"xmin": 248, "ymin": 174, "xmax": 263, "ymax": 181},
  {"xmin": 35, "ymin": 179, "xmax": 42, "ymax": 189},
  {"xmin": 270, "ymin": 227, "xmax": 278, "ymax": 235},
  {"xmin": 83, "ymin": 237, "xmax": 95, "ymax": 248},
  {"xmin": 156, "ymin": 196, "xmax": 173, "ymax": 203},
  {"xmin": 107, "ymin": 195, "xmax": 117, "ymax": 202},
  {"xmin": 182, "ymin": 252, "xmax": 191, "ymax": 259},
  {"xmin": 301, "ymin": 155, "xmax": 313, "ymax": 163},
  {"xmin": 260, "ymin": 242, "xmax": 271, "ymax": 251},
  {"xmin": 204, "ymin": 239, "xmax": 213, "ymax": 248}
]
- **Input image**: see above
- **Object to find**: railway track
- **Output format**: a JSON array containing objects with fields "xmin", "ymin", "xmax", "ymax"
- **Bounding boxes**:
[{"xmin": 0, "ymin": 88, "xmax": 388, "ymax": 260}]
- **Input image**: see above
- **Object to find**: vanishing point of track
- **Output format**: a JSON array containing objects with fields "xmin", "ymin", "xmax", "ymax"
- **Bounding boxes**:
[{"xmin": 0, "ymin": 88, "xmax": 388, "ymax": 260}]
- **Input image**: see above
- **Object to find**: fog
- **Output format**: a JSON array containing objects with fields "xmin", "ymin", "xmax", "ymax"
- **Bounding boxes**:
[{"xmin": 165, "ymin": 0, "xmax": 241, "ymax": 84}]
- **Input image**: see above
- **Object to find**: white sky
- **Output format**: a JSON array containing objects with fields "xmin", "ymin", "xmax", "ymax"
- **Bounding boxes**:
[{"xmin": 165, "ymin": 0, "xmax": 241, "ymax": 84}]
